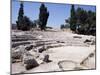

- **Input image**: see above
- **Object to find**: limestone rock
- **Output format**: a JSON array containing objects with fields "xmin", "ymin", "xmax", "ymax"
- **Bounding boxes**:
[
  {"xmin": 73, "ymin": 36, "xmax": 82, "ymax": 39},
  {"xmin": 12, "ymin": 48, "xmax": 23, "ymax": 60},
  {"xmin": 38, "ymin": 46, "xmax": 46, "ymax": 53},
  {"xmin": 25, "ymin": 45, "xmax": 33, "ymax": 51},
  {"xmin": 25, "ymin": 58, "xmax": 39, "ymax": 70},
  {"xmin": 43, "ymin": 54, "xmax": 51, "ymax": 63},
  {"xmin": 84, "ymin": 38, "xmax": 95, "ymax": 45},
  {"xmin": 84, "ymin": 39, "xmax": 91, "ymax": 43},
  {"xmin": 12, "ymin": 51, "xmax": 22, "ymax": 59}
]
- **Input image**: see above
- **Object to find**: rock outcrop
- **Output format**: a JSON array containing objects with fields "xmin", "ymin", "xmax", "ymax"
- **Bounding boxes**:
[{"xmin": 25, "ymin": 58, "xmax": 39, "ymax": 70}]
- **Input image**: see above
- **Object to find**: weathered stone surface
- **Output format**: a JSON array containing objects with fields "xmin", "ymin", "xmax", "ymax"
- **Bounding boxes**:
[
  {"xmin": 56, "ymin": 41, "xmax": 65, "ymax": 43},
  {"xmin": 84, "ymin": 39, "xmax": 91, "ymax": 43},
  {"xmin": 58, "ymin": 60, "xmax": 77, "ymax": 70},
  {"xmin": 38, "ymin": 46, "xmax": 46, "ymax": 53},
  {"xmin": 84, "ymin": 37, "xmax": 95, "ymax": 45},
  {"xmin": 11, "ymin": 63, "xmax": 26, "ymax": 74},
  {"xmin": 43, "ymin": 54, "xmax": 51, "ymax": 63},
  {"xmin": 25, "ymin": 58, "xmax": 39, "ymax": 70},
  {"xmin": 12, "ymin": 41, "xmax": 31, "ymax": 48},
  {"xmin": 80, "ymin": 52, "xmax": 95, "ymax": 69},
  {"xmin": 11, "ymin": 30, "xmax": 96, "ymax": 74},
  {"xmin": 73, "ymin": 36, "xmax": 82, "ymax": 39},
  {"xmin": 25, "ymin": 45, "xmax": 33, "ymax": 51},
  {"xmin": 12, "ymin": 51, "xmax": 22, "ymax": 59},
  {"xmin": 25, "ymin": 62, "xmax": 61, "ymax": 73},
  {"xmin": 12, "ymin": 47, "xmax": 26, "ymax": 63}
]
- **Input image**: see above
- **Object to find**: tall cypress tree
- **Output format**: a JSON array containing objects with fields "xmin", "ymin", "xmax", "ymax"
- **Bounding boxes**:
[
  {"xmin": 16, "ymin": 2, "xmax": 24, "ymax": 30},
  {"xmin": 70, "ymin": 5, "xmax": 77, "ymax": 31},
  {"xmin": 39, "ymin": 3, "xmax": 49, "ymax": 30}
]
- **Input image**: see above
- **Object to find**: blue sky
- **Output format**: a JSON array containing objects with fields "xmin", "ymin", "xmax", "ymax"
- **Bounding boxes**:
[{"xmin": 12, "ymin": 0, "xmax": 96, "ymax": 28}]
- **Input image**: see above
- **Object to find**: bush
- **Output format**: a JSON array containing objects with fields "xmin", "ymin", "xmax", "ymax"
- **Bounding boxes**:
[{"xmin": 60, "ymin": 24, "xmax": 65, "ymax": 29}]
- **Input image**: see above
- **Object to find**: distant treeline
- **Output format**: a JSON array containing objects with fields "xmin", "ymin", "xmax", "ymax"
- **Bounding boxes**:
[
  {"xmin": 70, "ymin": 5, "xmax": 96, "ymax": 36},
  {"xmin": 61, "ymin": 5, "xmax": 96, "ymax": 36}
]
